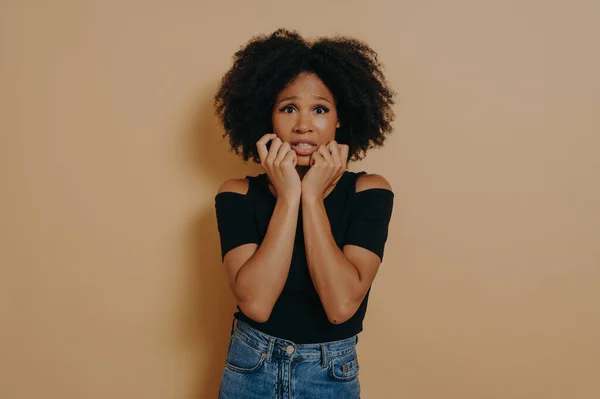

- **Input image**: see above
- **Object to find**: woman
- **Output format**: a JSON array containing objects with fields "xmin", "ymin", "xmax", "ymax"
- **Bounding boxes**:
[{"xmin": 214, "ymin": 29, "xmax": 395, "ymax": 398}]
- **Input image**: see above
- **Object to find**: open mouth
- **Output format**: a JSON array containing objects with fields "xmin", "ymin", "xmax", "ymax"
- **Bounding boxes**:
[{"xmin": 291, "ymin": 143, "xmax": 317, "ymax": 156}]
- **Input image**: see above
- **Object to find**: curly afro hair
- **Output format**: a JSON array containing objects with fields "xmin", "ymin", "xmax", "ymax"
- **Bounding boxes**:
[{"xmin": 214, "ymin": 29, "xmax": 395, "ymax": 164}]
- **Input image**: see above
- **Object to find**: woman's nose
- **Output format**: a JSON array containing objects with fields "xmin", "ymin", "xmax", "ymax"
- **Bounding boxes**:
[{"xmin": 294, "ymin": 112, "xmax": 313, "ymax": 133}]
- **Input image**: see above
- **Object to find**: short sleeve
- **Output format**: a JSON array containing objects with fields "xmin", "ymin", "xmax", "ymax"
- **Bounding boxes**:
[
  {"xmin": 215, "ymin": 191, "xmax": 259, "ymax": 261},
  {"xmin": 343, "ymin": 189, "xmax": 394, "ymax": 261}
]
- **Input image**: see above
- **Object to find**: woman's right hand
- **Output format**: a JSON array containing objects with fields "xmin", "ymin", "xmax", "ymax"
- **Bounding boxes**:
[{"xmin": 256, "ymin": 134, "xmax": 301, "ymax": 202}]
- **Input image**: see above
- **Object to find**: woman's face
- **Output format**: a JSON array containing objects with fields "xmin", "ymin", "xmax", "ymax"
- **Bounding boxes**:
[{"xmin": 272, "ymin": 72, "xmax": 340, "ymax": 167}]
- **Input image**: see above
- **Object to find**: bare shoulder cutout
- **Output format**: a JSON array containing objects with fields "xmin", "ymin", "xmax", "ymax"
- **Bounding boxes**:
[
  {"xmin": 217, "ymin": 178, "xmax": 250, "ymax": 195},
  {"xmin": 355, "ymin": 173, "xmax": 393, "ymax": 193}
]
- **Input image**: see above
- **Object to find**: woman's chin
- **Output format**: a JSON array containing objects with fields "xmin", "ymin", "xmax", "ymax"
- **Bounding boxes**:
[{"xmin": 295, "ymin": 156, "xmax": 311, "ymax": 167}]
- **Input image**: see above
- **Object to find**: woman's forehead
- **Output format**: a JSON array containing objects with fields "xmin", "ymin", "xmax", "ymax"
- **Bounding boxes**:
[{"xmin": 277, "ymin": 72, "xmax": 334, "ymax": 102}]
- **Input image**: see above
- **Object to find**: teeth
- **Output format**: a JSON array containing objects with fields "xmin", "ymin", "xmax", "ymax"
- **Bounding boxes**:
[{"xmin": 294, "ymin": 143, "xmax": 315, "ymax": 148}]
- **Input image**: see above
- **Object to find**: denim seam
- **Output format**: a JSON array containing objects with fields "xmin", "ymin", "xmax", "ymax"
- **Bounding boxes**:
[
  {"xmin": 327, "ymin": 347, "xmax": 356, "ymax": 357},
  {"xmin": 233, "ymin": 331, "xmax": 266, "ymax": 354},
  {"xmin": 224, "ymin": 353, "xmax": 266, "ymax": 374},
  {"xmin": 265, "ymin": 336, "xmax": 275, "ymax": 363}
]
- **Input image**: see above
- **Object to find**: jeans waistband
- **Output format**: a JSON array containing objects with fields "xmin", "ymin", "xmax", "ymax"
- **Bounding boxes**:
[{"xmin": 231, "ymin": 319, "xmax": 358, "ymax": 366}]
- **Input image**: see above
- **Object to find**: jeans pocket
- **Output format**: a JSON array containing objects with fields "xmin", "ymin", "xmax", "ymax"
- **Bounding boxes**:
[
  {"xmin": 224, "ymin": 333, "xmax": 267, "ymax": 374},
  {"xmin": 328, "ymin": 350, "xmax": 360, "ymax": 382}
]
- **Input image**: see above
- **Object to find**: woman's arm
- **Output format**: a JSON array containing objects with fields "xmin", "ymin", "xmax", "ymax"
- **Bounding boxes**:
[
  {"xmin": 219, "ymin": 178, "xmax": 300, "ymax": 323},
  {"xmin": 302, "ymin": 173, "xmax": 392, "ymax": 324}
]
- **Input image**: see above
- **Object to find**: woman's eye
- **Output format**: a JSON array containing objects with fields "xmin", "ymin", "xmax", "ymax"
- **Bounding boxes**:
[
  {"xmin": 315, "ymin": 106, "xmax": 329, "ymax": 114},
  {"xmin": 281, "ymin": 105, "xmax": 296, "ymax": 113}
]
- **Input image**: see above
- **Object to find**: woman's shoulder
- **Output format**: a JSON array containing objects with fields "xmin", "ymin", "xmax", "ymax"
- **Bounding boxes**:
[
  {"xmin": 216, "ymin": 173, "xmax": 266, "ymax": 196},
  {"xmin": 217, "ymin": 178, "xmax": 249, "ymax": 195},
  {"xmin": 353, "ymin": 172, "xmax": 393, "ymax": 193}
]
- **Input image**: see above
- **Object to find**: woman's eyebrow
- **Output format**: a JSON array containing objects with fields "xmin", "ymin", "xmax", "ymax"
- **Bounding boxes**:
[
  {"xmin": 313, "ymin": 95, "xmax": 332, "ymax": 104},
  {"xmin": 277, "ymin": 95, "xmax": 332, "ymax": 104},
  {"xmin": 277, "ymin": 96, "xmax": 299, "ymax": 104}
]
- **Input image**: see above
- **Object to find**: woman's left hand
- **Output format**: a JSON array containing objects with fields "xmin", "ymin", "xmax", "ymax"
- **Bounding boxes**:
[{"xmin": 301, "ymin": 140, "xmax": 350, "ymax": 201}]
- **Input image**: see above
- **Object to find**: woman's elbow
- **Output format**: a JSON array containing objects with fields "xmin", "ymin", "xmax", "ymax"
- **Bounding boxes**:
[
  {"xmin": 325, "ymin": 304, "xmax": 357, "ymax": 325},
  {"xmin": 238, "ymin": 300, "xmax": 273, "ymax": 323}
]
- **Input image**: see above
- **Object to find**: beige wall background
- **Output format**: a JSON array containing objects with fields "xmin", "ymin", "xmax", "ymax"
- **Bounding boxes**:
[{"xmin": 1, "ymin": 0, "xmax": 599, "ymax": 398}]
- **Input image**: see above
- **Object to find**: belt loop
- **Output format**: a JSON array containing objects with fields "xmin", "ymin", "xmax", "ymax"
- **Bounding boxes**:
[
  {"xmin": 230, "ymin": 318, "xmax": 236, "ymax": 336},
  {"xmin": 265, "ymin": 336, "xmax": 275, "ymax": 363},
  {"xmin": 320, "ymin": 344, "xmax": 328, "ymax": 368}
]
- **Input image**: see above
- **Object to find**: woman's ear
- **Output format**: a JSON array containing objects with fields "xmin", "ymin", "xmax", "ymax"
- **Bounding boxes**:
[{"xmin": 336, "ymin": 121, "xmax": 341, "ymax": 128}]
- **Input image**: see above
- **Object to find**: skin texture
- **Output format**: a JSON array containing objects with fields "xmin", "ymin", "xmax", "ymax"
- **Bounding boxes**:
[{"xmin": 217, "ymin": 72, "xmax": 393, "ymax": 324}]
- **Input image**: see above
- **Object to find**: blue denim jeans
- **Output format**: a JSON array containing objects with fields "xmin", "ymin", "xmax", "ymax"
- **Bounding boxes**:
[{"xmin": 218, "ymin": 319, "xmax": 361, "ymax": 398}]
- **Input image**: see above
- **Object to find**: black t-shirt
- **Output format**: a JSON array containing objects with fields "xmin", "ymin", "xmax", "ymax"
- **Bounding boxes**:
[{"xmin": 214, "ymin": 170, "xmax": 394, "ymax": 344}]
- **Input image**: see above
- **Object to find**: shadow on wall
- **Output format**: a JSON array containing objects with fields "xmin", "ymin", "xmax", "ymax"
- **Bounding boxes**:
[{"xmin": 181, "ymin": 84, "xmax": 262, "ymax": 398}]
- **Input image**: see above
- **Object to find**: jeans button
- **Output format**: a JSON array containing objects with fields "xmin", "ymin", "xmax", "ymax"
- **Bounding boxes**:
[{"xmin": 286, "ymin": 345, "xmax": 295, "ymax": 355}]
